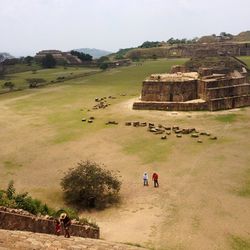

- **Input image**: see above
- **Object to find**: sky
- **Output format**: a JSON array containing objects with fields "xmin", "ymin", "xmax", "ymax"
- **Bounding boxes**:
[{"xmin": 0, "ymin": 0, "xmax": 250, "ymax": 57}]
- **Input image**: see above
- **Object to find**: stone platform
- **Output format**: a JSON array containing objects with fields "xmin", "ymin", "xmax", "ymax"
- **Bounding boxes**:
[{"xmin": 0, "ymin": 229, "xmax": 145, "ymax": 250}]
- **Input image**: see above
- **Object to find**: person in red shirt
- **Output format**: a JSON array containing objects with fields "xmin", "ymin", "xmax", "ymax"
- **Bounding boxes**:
[
  {"xmin": 54, "ymin": 219, "xmax": 61, "ymax": 236},
  {"xmin": 152, "ymin": 172, "xmax": 159, "ymax": 188}
]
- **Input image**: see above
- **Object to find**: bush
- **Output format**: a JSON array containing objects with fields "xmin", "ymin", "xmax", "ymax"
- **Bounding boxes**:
[
  {"xmin": 0, "ymin": 180, "xmax": 55, "ymax": 216},
  {"xmin": 61, "ymin": 161, "xmax": 121, "ymax": 209},
  {"xmin": 26, "ymin": 78, "xmax": 46, "ymax": 88},
  {"xmin": 99, "ymin": 62, "xmax": 108, "ymax": 71}
]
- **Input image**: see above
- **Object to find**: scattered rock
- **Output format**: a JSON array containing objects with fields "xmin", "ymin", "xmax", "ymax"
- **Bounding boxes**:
[
  {"xmin": 176, "ymin": 134, "xmax": 182, "ymax": 138},
  {"xmin": 149, "ymin": 128, "xmax": 157, "ymax": 132},
  {"xmin": 140, "ymin": 122, "xmax": 147, "ymax": 127},
  {"xmin": 210, "ymin": 136, "xmax": 217, "ymax": 140},
  {"xmin": 197, "ymin": 139, "xmax": 203, "ymax": 143},
  {"xmin": 133, "ymin": 121, "xmax": 140, "ymax": 127},
  {"xmin": 164, "ymin": 127, "xmax": 171, "ymax": 130},
  {"xmin": 155, "ymin": 130, "xmax": 164, "ymax": 135},
  {"xmin": 175, "ymin": 130, "xmax": 182, "ymax": 134},
  {"xmin": 191, "ymin": 133, "xmax": 199, "ymax": 138},
  {"xmin": 161, "ymin": 136, "xmax": 167, "ymax": 140},
  {"xmin": 125, "ymin": 122, "xmax": 132, "ymax": 126},
  {"xmin": 106, "ymin": 121, "xmax": 118, "ymax": 125},
  {"xmin": 148, "ymin": 123, "xmax": 155, "ymax": 128},
  {"xmin": 88, "ymin": 120, "xmax": 93, "ymax": 123},
  {"xmin": 81, "ymin": 118, "xmax": 86, "ymax": 122},
  {"xmin": 172, "ymin": 126, "xmax": 179, "ymax": 130}
]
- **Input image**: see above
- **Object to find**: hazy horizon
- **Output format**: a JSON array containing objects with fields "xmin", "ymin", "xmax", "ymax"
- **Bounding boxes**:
[{"xmin": 1, "ymin": 0, "xmax": 250, "ymax": 57}]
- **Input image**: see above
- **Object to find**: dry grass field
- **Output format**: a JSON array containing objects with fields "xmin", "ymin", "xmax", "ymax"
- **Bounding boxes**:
[{"xmin": 0, "ymin": 58, "xmax": 250, "ymax": 249}]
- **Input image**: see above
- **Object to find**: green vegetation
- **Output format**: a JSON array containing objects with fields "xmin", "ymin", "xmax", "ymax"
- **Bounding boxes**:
[
  {"xmin": 99, "ymin": 62, "xmax": 109, "ymax": 70},
  {"xmin": 7, "ymin": 59, "xmax": 186, "ymax": 143},
  {"xmin": 41, "ymin": 54, "xmax": 56, "ymax": 68},
  {"xmin": 0, "ymin": 181, "xmax": 98, "ymax": 227},
  {"xmin": 238, "ymin": 56, "xmax": 250, "ymax": 68},
  {"xmin": 237, "ymin": 169, "xmax": 250, "ymax": 197},
  {"xmin": 0, "ymin": 180, "xmax": 54, "ymax": 216},
  {"xmin": 138, "ymin": 41, "xmax": 162, "ymax": 48},
  {"xmin": 123, "ymin": 136, "xmax": 174, "ymax": 164},
  {"xmin": 61, "ymin": 161, "xmax": 121, "ymax": 209},
  {"xmin": 70, "ymin": 50, "xmax": 92, "ymax": 62},
  {"xmin": 230, "ymin": 235, "xmax": 250, "ymax": 250},
  {"xmin": 0, "ymin": 66, "xmax": 100, "ymax": 91},
  {"xmin": 215, "ymin": 114, "xmax": 238, "ymax": 123}
]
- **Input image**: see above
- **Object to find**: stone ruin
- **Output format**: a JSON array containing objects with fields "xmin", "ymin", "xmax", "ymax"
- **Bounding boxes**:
[
  {"xmin": 0, "ymin": 206, "xmax": 99, "ymax": 239},
  {"xmin": 133, "ymin": 57, "xmax": 250, "ymax": 111}
]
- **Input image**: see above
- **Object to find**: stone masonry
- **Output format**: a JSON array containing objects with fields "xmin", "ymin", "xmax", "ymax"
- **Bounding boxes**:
[
  {"xmin": 133, "ymin": 64, "xmax": 250, "ymax": 111},
  {"xmin": 0, "ymin": 229, "xmax": 144, "ymax": 250},
  {"xmin": 0, "ymin": 209, "xmax": 99, "ymax": 239}
]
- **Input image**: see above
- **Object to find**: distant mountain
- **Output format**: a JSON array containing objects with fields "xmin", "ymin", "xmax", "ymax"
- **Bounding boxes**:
[
  {"xmin": 73, "ymin": 48, "xmax": 112, "ymax": 59},
  {"xmin": 0, "ymin": 52, "xmax": 14, "ymax": 63}
]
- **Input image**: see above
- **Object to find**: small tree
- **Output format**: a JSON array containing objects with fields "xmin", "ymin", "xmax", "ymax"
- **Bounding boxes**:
[
  {"xmin": 99, "ymin": 62, "xmax": 108, "ymax": 71},
  {"xmin": 61, "ymin": 161, "xmax": 121, "ymax": 209},
  {"xmin": 41, "ymin": 54, "xmax": 56, "ymax": 68},
  {"xmin": 24, "ymin": 56, "xmax": 33, "ymax": 66}
]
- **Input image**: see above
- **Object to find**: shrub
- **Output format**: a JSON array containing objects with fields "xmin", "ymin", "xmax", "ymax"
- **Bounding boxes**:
[
  {"xmin": 99, "ymin": 62, "xmax": 108, "ymax": 71},
  {"xmin": 0, "ymin": 180, "xmax": 55, "ymax": 216},
  {"xmin": 61, "ymin": 161, "xmax": 121, "ymax": 209},
  {"xmin": 2, "ymin": 81, "xmax": 15, "ymax": 90},
  {"xmin": 26, "ymin": 78, "xmax": 46, "ymax": 88}
]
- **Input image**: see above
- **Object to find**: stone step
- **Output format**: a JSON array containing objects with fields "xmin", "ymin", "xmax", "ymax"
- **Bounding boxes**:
[{"xmin": 0, "ymin": 229, "xmax": 145, "ymax": 250}]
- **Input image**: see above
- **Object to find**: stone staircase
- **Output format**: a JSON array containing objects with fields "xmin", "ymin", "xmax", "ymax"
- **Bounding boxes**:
[{"xmin": 0, "ymin": 229, "xmax": 145, "ymax": 250}]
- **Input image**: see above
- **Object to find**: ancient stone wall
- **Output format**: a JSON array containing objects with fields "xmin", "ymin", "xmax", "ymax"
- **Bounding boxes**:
[
  {"xmin": 133, "ymin": 101, "xmax": 208, "ymax": 111},
  {"xmin": 209, "ymin": 95, "xmax": 250, "ymax": 111},
  {"xmin": 0, "ymin": 210, "xmax": 99, "ymax": 239},
  {"xmin": 141, "ymin": 80, "xmax": 198, "ymax": 102},
  {"xmin": 198, "ymin": 76, "xmax": 247, "ymax": 99},
  {"xmin": 206, "ymin": 84, "xmax": 250, "ymax": 99}
]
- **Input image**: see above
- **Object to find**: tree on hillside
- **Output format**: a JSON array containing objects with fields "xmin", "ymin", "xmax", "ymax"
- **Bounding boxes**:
[
  {"xmin": 138, "ymin": 41, "xmax": 161, "ymax": 48},
  {"xmin": 70, "ymin": 50, "xmax": 92, "ymax": 62},
  {"xmin": 61, "ymin": 161, "xmax": 121, "ymax": 209},
  {"xmin": 24, "ymin": 56, "xmax": 33, "ymax": 66},
  {"xmin": 97, "ymin": 56, "xmax": 110, "ymax": 63},
  {"xmin": 41, "ymin": 54, "xmax": 56, "ymax": 68}
]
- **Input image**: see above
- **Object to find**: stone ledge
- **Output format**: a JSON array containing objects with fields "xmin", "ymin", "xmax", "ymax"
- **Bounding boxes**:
[
  {"xmin": 0, "ymin": 229, "xmax": 145, "ymax": 250},
  {"xmin": 0, "ymin": 210, "xmax": 99, "ymax": 239}
]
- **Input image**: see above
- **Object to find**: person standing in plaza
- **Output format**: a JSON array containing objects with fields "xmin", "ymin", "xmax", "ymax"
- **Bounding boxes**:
[
  {"xmin": 143, "ymin": 172, "xmax": 149, "ymax": 186},
  {"xmin": 152, "ymin": 172, "xmax": 159, "ymax": 188}
]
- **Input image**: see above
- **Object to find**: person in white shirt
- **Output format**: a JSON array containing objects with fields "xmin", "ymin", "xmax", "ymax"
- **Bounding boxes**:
[{"xmin": 143, "ymin": 172, "xmax": 149, "ymax": 186}]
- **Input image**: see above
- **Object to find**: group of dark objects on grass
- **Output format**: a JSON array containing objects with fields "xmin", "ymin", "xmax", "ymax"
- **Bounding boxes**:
[
  {"xmin": 54, "ymin": 212, "xmax": 72, "ymax": 238},
  {"xmin": 143, "ymin": 172, "xmax": 159, "ymax": 188}
]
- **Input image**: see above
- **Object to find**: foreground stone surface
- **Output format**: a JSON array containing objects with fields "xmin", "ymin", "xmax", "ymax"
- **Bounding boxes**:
[{"xmin": 0, "ymin": 229, "xmax": 145, "ymax": 250}]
